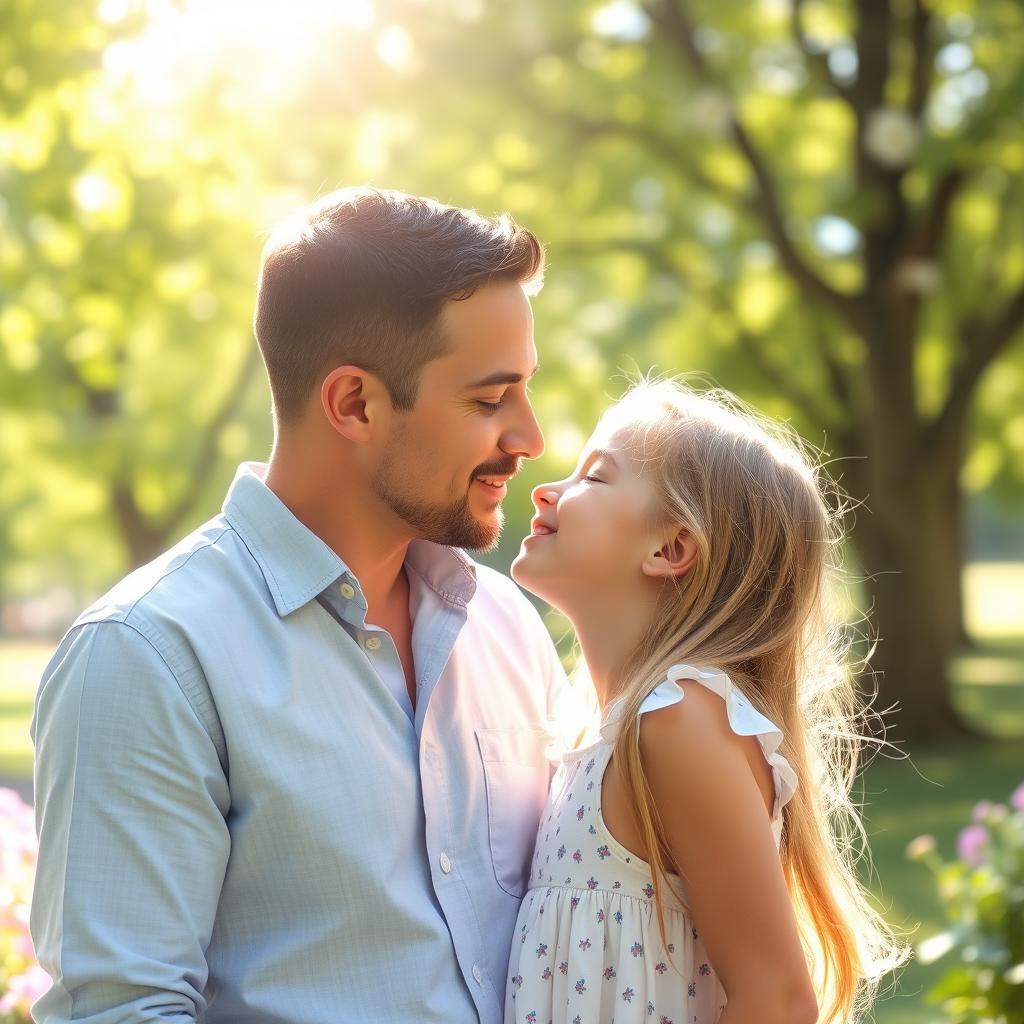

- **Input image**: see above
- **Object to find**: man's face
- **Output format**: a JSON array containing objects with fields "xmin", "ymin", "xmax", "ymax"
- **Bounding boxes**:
[{"xmin": 371, "ymin": 281, "xmax": 544, "ymax": 551}]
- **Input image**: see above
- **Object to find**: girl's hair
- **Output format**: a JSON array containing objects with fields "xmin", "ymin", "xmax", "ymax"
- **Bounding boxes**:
[{"xmin": 600, "ymin": 375, "xmax": 909, "ymax": 1024}]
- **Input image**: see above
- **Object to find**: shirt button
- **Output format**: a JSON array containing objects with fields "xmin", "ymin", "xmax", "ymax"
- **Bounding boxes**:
[
  {"xmin": 439, "ymin": 852, "xmax": 452, "ymax": 874},
  {"xmin": 339, "ymin": 582, "xmax": 355, "ymax": 599},
  {"xmin": 364, "ymin": 636, "xmax": 382, "ymax": 651},
  {"xmin": 472, "ymin": 963, "xmax": 483, "ymax": 985}
]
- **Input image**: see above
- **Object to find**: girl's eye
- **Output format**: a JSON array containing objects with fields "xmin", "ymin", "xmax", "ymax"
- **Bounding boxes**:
[
  {"xmin": 477, "ymin": 399, "xmax": 504, "ymax": 412},
  {"xmin": 583, "ymin": 475, "xmax": 604, "ymax": 484}
]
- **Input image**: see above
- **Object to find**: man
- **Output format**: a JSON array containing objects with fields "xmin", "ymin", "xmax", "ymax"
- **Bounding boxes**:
[{"xmin": 31, "ymin": 187, "xmax": 574, "ymax": 1024}]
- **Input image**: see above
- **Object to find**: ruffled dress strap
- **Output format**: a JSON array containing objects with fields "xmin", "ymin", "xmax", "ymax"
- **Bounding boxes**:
[{"xmin": 599, "ymin": 664, "xmax": 798, "ymax": 838}]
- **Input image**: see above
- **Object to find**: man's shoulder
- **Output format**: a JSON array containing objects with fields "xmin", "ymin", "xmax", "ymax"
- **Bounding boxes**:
[{"xmin": 73, "ymin": 513, "xmax": 246, "ymax": 632}]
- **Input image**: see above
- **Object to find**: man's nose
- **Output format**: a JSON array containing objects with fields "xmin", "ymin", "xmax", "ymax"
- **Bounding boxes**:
[{"xmin": 502, "ymin": 400, "xmax": 545, "ymax": 461}]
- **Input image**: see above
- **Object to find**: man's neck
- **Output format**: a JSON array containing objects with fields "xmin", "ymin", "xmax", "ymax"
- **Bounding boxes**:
[{"xmin": 265, "ymin": 449, "xmax": 411, "ymax": 619}]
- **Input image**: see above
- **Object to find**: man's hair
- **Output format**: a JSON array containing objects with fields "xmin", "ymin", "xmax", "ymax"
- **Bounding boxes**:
[{"xmin": 254, "ymin": 186, "xmax": 544, "ymax": 424}]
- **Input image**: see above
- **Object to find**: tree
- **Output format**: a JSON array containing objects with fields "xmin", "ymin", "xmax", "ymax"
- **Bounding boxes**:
[
  {"xmin": 3, "ymin": 0, "xmax": 1022, "ymax": 742},
  {"xmin": 362, "ymin": 0, "xmax": 1024, "ymax": 739},
  {"xmin": 0, "ymin": 0, "xmax": 281, "ymax": 582}
]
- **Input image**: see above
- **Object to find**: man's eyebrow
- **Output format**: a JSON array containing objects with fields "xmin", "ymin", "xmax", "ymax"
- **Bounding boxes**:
[{"xmin": 465, "ymin": 365, "xmax": 540, "ymax": 389}]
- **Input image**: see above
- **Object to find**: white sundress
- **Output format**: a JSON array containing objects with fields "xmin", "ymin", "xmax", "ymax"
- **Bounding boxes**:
[{"xmin": 504, "ymin": 664, "xmax": 799, "ymax": 1024}]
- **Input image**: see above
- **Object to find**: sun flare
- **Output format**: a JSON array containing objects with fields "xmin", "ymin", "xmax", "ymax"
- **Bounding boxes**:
[{"xmin": 100, "ymin": 0, "xmax": 384, "ymax": 108}]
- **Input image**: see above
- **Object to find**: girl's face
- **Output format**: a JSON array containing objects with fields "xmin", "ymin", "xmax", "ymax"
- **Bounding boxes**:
[{"xmin": 511, "ymin": 425, "xmax": 668, "ymax": 610}]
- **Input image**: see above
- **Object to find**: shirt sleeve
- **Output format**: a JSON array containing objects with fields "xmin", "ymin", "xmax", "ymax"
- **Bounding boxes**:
[{"xmin": 30, "ymin": 619, "xmax": 231, "ymax": 1023}]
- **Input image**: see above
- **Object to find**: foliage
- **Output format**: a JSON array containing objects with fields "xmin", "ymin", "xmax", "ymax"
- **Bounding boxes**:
[
  {"xmin": 366, "ymin": 0, "xmax": 1024, "ymax": 735},
  {"xmin": 3, "ymin": 0, "xmax": 1024, "ymax": 734},
  {"xmin": 906, "ymin": 781, "xmax": 1024, "ymax": 1023},
  {"xmin": 0, "ymin": 789, "xmax": 46, "ymax": 1023}
]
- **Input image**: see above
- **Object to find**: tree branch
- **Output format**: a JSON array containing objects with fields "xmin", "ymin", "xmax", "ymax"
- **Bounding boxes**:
[
  {"xmin": 908, "ymin": 0, "xmax": 932, "ymax": 119},
  {"xmin": 642, "ymin": 0, "xmax": 864, "ymax": 335},
  {"xmin": 642, "ymin": 0, "xmax": 708, "ymax": 75},
  {"xmin": 910, "ymin": 168, "xmax": 965, "ymax": 259},
  {"xmin": 557, "ymin": 236, "xmax": 686, "ymax": 282},
  {"xmin": 562, "ymin": 111, "xmax": 732, "ymax": 198},
  {"xmin": 808, "ymin": 314, "xmax": 860, "ymax": 419},
  {"xmin": 158, "ymin": 344, "xmax": 262, "ymax": 537},
  {"xmin": 703, "ymin": 290, "xmax": 841, "ymax": 432},
  {"xmin": 930, "ymin": 283, "xmax": 1024, "ymax": 449},
  {"xmin": 976, "ymin": 174, "xmax": 1023, "ymax": 301},
  {"xmin": 730, "ymin": 129, "xmax": 863, "ymax": 330},
  {"xmin": 791, "ymin": 0, "xmax": 855, "ymax": 105},
  {"xmin": 851, "ymin": 0, "xmax": 891, "ymax": 114}
]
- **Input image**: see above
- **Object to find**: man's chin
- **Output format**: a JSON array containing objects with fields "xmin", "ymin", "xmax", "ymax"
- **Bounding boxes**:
[{"xmin": 461, "ymin": 514, "xmax": 502, "ymax": 553}]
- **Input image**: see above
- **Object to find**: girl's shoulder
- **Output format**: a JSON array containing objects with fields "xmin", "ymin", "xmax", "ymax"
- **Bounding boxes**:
[{"xmin": 601, "ymin": 665, "xmax": 798, "ymax": 825}]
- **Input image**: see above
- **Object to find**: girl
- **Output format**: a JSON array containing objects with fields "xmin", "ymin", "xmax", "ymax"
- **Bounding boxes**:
[{"xmin": 505, "ymin": 377, "xmax": 906, "ymax": 1024}]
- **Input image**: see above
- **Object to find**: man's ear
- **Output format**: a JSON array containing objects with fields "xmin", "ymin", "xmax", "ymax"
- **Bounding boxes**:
[
  {"xmin": 321, "ymin": 366, "xmax": 392, "ymax": 443},
  {"xmin": 641, "ymin": 528, "xmax": 698, "ymax": 579}
]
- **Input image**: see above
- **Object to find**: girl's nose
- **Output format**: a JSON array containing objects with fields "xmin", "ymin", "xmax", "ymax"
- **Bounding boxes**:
[{"xmin": 531, "ymin": 484, "xmax": 560, "ymax": 509}]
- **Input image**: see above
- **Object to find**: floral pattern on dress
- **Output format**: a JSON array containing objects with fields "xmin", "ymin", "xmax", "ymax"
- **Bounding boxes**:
[{"xmin": 504, "ymin": 664, "xmax": 798, "ymax": 1024}]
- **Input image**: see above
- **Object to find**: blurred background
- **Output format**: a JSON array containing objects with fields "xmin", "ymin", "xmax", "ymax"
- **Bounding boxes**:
[{"xmin": 1, "ymin": 1, "xmax": 1022, "ymax": 1021}]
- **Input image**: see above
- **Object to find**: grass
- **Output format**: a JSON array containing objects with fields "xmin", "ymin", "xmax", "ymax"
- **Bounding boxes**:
[
  {"xmin": 0, "ymin": 640, "xmax": 48, "ymax": 778},
  {"xmin": 2, "ymin": 562, "xmax": 1022, "ymax": 1023},
  {"xmin": 857, "ymin": 738, "xmax": 1022, "ymax": 1024}
]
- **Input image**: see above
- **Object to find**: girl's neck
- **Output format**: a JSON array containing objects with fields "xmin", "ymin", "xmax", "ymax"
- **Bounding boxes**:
[{"xmin": 570, "ymin": 588, "xmax": 658, "ymax": 710}]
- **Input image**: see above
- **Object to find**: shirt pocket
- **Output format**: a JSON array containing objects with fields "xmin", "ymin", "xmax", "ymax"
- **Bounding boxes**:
[{"xmin": 475, "ymin": 726, "xmax": 553, "ymax": 897}]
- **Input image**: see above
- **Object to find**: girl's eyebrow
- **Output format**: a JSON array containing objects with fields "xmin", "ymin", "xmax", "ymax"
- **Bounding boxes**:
[
  {"xmin": 588, "ymin": 448, "xmax": 619, "ymax": 468},
  {"xmin": 578, "ymin": 448, "xmax": 620, "ymax": 473}
]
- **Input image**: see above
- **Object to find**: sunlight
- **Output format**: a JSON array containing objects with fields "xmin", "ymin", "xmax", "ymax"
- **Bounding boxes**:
[
  {"xmin": 101, "ymin": 0, "xmax": 377, "ymax": 108},
  {"xmin": 375, "ymin": 25, "xmax": 415, "ymax": 70}
]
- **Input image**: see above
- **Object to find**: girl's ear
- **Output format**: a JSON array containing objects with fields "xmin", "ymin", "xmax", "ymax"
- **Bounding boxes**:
[{"xmin": 641, "ymin": 528, "xmax": 698, "ymax": 579}]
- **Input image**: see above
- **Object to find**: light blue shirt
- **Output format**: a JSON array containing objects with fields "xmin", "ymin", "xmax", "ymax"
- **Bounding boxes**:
[{"xmin": 31, "ymin": 463, "xmax": 571, "ymax": 1024}]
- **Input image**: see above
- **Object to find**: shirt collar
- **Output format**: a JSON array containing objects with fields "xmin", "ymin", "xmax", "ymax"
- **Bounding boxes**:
[
  {"xmin": 223, "ymin": 463, "xmax": 349, "ymax": 617},
  {"xmin": 406, "ymin": 539, "xmax": 477, "ymax": 607},
  {"xmin": 223, "ymin": 462, "xmax": 478, "ymax": 617}
]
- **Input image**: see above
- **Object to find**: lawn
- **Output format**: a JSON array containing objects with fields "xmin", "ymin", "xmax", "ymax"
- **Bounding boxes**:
[
  {"xmin": 2, "ymin": 562, "xmax": 1022, "ymax": 1024},
  {"xmin": 856, "ymin": 737, "xmax": 1022, "ymax": 1024},
  {"xmin": 0, "ymin": 639, "xmax": 47, "ymax": 778}
]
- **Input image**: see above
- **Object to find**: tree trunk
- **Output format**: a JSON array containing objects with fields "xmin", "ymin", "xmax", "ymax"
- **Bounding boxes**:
[
  {"xmin": 111, "ymin": 481, "xmax": 172, "ymax": 569},
  {"xmin": 929, "ymin": 437, "xmax": 970, "ymax": 648},
  {"xmin": 851, "ymin": 425, "xmax": 976, "ymax": 740}
]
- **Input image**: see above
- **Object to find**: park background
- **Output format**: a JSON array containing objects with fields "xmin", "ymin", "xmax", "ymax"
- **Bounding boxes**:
[{"xmin": 1, "ymin": 0, "xmax": 1022, "ymax": 1021}]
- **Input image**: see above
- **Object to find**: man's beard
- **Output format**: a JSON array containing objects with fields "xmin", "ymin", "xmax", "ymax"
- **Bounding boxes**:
[{"xmin": 372, "ymin": 450, "xmax": 503, "ymax": 552}]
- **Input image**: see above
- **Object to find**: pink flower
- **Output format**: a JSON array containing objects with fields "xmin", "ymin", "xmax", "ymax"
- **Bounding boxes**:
[
  {"xmin": 970, "ymin": 800, "xmax": 993, "ymax": 823},
  {"xmin": 957, "ymin": 825, "xmax": 989, "ymax": 866},
  {"xmin": 905, "ymin": 835, "xmax": 936, "ymax": 861},
  {"xmin": 1010, "ymin": 782, "xmax": 1024, "ymax": 812},
  {"xmin": 0, "ymin": 964, "xmax": 51, "ymax": 1016}
]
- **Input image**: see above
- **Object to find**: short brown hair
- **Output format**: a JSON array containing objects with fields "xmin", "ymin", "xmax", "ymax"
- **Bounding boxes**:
[{"xmin": 254, "ymin": 187, "xmax": 544, "ymax": 423}]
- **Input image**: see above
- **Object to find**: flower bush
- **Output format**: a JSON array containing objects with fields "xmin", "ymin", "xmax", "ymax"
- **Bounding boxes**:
[
  {"xmin": 0, "ymin": 788, "xmax": 47, "ymax": 1023},
  {"xmin": 906, "ymin": 781, "xmax": 1024, "ymax": 1023}
]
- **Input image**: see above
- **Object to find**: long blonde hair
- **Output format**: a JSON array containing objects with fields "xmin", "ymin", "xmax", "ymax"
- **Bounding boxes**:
[{"xmin": 600, "ymin": 376, "xmax": 908, "ymax": 1024}]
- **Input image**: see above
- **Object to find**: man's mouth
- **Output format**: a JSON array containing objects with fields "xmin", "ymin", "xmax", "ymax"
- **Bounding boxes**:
[{"xmin": 473, "ymin": 475, "xmax": 511, "ymax": 500}]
